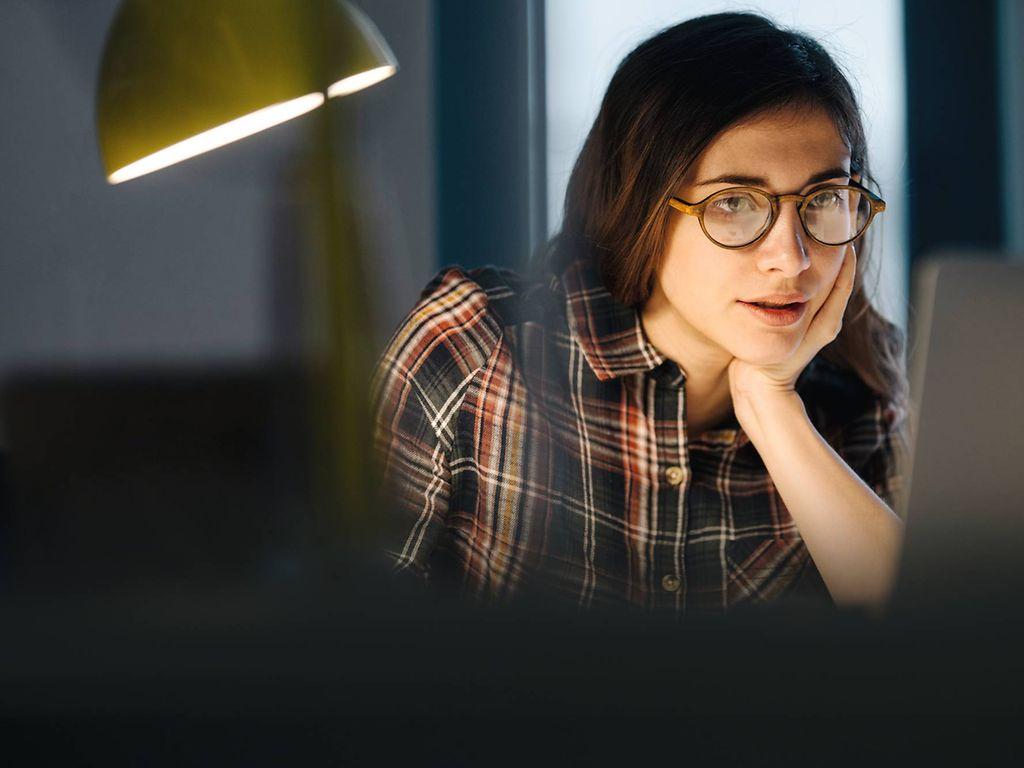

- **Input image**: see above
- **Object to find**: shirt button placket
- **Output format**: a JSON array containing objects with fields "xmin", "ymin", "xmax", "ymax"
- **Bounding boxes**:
[
  {"xmin": 651, "ymin": 370, "xmax": 688, "ymax": 609},
  {"xmin": 660, "ymin": 465, "xmax": 686, "ymax": 596},
  {"xmin": 665, "ymin": 465, "xmax": 685, "ymax": 486}
]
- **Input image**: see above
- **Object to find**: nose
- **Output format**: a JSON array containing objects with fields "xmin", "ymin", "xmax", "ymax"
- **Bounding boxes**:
[{"xmin": 754, "ymin": 200, "xmax": 810, "ymax": 277}]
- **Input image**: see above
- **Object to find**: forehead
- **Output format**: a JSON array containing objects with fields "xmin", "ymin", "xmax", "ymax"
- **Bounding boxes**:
[{"xmin": 686, "ymin": 105, "xmax": 851, "ymax": 184}]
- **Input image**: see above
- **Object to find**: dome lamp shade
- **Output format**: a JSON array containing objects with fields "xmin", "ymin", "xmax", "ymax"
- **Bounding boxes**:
[{"xmin": 96, "ymin": 0, "xmax": 398, "ymax": 184}]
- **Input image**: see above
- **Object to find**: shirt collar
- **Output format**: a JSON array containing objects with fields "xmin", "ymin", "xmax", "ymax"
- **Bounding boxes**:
[
  {"xmin": 560, "ymin": 257, "xmax": 751, "ymax": 447},
  {"xmin": 557, "ymin": 258, "xmax": 847, "ymax": 451},
  {"xmin": 560, "ymin": 257, "xmax": 666, "ymax": 381}
]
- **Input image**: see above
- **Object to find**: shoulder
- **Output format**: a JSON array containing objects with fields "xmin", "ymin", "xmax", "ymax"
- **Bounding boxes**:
[
  {"xmin": 391, "ymin": 262, "xmax": 550, "ymax": 363},
  {"xmin": 427, "ymin": 263, "xmax": 559, "ymax": 327},
  {"xmin": 798, "ymin": 355, "xmax": 907, "ymax": 464},
  {"xmin": 798, "ymin": 356, "xmax": 878, "ymax": 424},
  {"xmin": 797, "ymin": 351, "xmax": 910, "ymax": 511},
  {"xmin": 372, "ymin": 264, "xmax": 552, "ymax": 436},
  {"xmin": 397, "ymin": 260, "xmax": 557, "ymax": 354}
]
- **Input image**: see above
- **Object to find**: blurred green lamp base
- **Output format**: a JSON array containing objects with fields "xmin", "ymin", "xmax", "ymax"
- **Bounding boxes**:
[
  {"xmin": 94, "ymin": 0, "xmax": 398, "ymax": 558},
  {"xmin": 96, "ymin": 0, "xmax": 397, "ymax": 184}
]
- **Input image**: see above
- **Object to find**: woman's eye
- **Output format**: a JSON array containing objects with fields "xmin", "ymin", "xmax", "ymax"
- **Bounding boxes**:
[
  {"xmin": 712, "ymin": 195, "xmax": 755, "ymax": 214},
  {"xmin": 809, "ymin": 190, "xmax": 845, "ymax": 208}
]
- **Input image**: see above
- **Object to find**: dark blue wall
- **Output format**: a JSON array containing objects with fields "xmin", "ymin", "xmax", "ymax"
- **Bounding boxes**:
[
  {"xmin": 904, "ymin": 0, "xmax": 1005, "ymax": 264},
  {"xmin": 433, "ymin": 0, "xmax": 546, "ymax": 272}
]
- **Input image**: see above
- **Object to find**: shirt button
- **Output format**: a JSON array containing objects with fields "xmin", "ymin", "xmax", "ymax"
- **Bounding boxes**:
[
  {"xmin": 665, "ymin": 466, "xmax": 685, "ymax": 485},
  {"xmin": 661, "ymin": 574, "xmax": 681, "ymax": 592}
]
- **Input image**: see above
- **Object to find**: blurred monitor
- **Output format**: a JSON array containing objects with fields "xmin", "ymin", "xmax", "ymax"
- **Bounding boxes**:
[{"xmin": 895, "ymin": 255, "xmax": 1024, "ymax": 606}]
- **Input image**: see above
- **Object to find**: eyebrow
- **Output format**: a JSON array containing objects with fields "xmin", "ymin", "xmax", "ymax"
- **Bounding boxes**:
[{"xmin": 693, "ymin": 167, "xmax": 851, "ymax": 189}]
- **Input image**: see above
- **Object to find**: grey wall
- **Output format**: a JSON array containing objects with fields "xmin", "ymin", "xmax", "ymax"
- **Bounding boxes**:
[
  {"xmin": 0, "ymin": 0, "xmax": 435, "ymax": 378},
  {"xmin": 341, "ymin": 0, "xmax": 437, "ymax": 343}
]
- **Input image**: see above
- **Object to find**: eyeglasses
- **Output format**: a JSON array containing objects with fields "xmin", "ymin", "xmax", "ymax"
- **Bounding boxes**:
[{"xmin": 666, "ymin": 178, "xmax": 886, "ymax": 249}]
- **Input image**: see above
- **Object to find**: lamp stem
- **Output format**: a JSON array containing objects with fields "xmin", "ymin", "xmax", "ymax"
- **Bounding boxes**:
[{"xmin": 301, "ymin": 99, "xmax": 379, "ymax": 565}]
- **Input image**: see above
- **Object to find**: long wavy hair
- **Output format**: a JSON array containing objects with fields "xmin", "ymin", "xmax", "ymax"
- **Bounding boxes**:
[{"xmin": 541, "ymin": 11, "xmax": 906, "ymax": 407}]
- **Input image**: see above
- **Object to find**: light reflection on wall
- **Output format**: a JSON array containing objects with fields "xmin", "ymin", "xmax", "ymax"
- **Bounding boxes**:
[{"xmin": 545, "ymin": 0, "xmax": 908, "ymax": 327}]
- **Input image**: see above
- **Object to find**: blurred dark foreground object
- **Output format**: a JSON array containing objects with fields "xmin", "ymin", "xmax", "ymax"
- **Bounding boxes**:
[
  {"xmin": 1, "ymin": 571, "xmax": 1024, "ymax": 766},
  {"xmin": 1, "ymin": 365, "xmax": 313, "ymax": 589},
  {"xmin": 2, "ymin": 365, "xmax": 1024, "ymax": 764}
]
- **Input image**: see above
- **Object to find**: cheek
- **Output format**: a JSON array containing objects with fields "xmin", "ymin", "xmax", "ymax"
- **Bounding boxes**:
[
  {"xmin": 659, "ymin": 252, "xmax": 748, "ymax": 350},
  {"xmin": 808, "ymin": 248, "xmax": 847, "ymax": 311},
  {"xmin": 822, "ymin": 247, "xmax": 846, "ymax": 279},
  {"xmin": 660, "ymin": 246, "xmax": 738, "ymax": 320},
  {"xmin": 663, "ymin": 222, "xmax": 742, "ymax": 298}
]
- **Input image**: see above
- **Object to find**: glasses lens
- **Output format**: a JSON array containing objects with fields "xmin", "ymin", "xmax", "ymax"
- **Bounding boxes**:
[
  {"xmin": 803, "ymin": 187, "xmax": 871, "ymax": 245},
  {"xmin": 702, "ymin": 189, "xmax": 772, "ymax": 246}
]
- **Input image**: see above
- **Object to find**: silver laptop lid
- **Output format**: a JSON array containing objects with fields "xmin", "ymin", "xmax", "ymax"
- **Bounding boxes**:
[{"xmin": 895, "ymin": 255, "xmax": 1024, "ymax": 603}]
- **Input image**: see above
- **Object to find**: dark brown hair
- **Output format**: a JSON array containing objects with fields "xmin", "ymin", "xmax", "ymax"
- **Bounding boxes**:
[{"xmin": 541, "ymin": 11, "xmax": 906, "ymax": 407}]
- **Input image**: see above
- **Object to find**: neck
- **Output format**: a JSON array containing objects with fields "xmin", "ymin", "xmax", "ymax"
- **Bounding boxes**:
[{"xmin": 640, "ymin": 287, "xmax": 735, "ymax": 437}]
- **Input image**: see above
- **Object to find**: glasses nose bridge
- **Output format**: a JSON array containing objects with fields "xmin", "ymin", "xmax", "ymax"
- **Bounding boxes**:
[
  {"xmin": 764, "ymin": 192, "xmax": 809, "ymax": 236},
  {"xmin": 775, "ymin": 192, "xmax": 807, "ymax": 206}
]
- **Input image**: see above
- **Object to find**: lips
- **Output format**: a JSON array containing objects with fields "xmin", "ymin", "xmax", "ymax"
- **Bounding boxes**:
[
  {"xmin": 748, "ymin": 300, "xmax": 801, "ymax": 309},
  {"xmin": 743, "ymin": 293, "xmax": 808, "ymax": 305},
  {"xmin": 739, "ymin": 299, "xmax": 808, "ymax": 327}
]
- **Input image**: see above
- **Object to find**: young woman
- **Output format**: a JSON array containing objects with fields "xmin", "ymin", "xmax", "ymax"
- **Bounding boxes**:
[{"xmin": 371, "ymin": 12, "xmax": 908, "ymax": 615}]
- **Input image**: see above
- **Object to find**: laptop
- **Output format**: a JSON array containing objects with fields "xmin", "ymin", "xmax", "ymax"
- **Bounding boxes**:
[{"xmin": 893, "ymin": 254, "xmax": 1024, "ymax": 609}]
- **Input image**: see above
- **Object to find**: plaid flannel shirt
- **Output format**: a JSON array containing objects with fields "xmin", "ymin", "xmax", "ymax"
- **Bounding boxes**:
[{"xmin": 371, "ymin": 257, "xmax": 907, "ymax": 614}]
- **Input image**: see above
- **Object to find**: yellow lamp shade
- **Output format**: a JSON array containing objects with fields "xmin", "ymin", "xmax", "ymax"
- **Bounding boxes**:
[{"xmin": 96, "ymin": 0, "xmax": 398, "ymax": 184}]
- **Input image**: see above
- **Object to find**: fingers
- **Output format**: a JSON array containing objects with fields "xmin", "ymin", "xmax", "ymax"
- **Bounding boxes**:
[
  {"xmin": 754, "ymin": 244, "xmax": 857, "ymax": 385},
  {"xmin": 816, "ymin": 243, "xmax": 857, "ymax": 344},
  {"xmin": 823, "ymin": 244, "xmax": 856, "ymax": 342}
]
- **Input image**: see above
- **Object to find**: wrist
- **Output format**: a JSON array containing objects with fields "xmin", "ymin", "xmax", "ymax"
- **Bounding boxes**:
[
  {"xmin": 735, "ymin": 388, "xmax": 808, "ymax": 448},
  {"xmin": 746, "ymin": 387, "xmax": 806, "ymax": 418}
]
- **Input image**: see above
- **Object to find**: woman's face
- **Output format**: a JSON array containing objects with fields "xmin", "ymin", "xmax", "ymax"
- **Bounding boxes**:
[{"xmin": 647, "ymin": 104, "xmax": 854, "ymax": 368}]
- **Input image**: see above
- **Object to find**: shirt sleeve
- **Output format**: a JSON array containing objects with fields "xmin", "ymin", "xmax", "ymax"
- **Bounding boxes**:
[
  {"xmin": 371, "ymin": 355, "xmax": 452, "ymax": 583},
  {"xmin": 368, "ymin": 266, "xmax": 502, "ymax": 584},
  {"xmin": 867, "ymin": 398, "xmax": 910, "ymax": 517}
]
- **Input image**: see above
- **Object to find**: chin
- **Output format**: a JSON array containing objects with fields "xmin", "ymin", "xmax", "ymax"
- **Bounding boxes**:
[{"xmin": 728, "ymin": 335, "xmax": 802, "ymax": 367}]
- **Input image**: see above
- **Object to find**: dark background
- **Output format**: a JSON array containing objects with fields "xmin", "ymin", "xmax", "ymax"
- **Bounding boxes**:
[
  {"xmin": 1, "ymin": 0, "xmax": 1020, "ymax": 397},
  {"xmin": 0, "ymin": 2, "xmax": 1021, "ymax": 760}
]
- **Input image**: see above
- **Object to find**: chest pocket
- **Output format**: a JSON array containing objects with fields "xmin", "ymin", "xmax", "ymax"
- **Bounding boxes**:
[{"xmin": 724, "ymin": 535, "xmax": 829, "ymax": 606}]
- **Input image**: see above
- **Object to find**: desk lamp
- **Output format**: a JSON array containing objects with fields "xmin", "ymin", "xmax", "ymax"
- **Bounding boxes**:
[{"xmin": 95, "ymin": 0, "xmax": 398, "ymax": 551}]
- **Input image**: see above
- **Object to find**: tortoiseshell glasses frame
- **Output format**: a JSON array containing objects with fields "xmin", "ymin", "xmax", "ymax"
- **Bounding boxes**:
[{"xmin": 666, "ymin": 177, "xmax": 886, "ymax": 249}]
